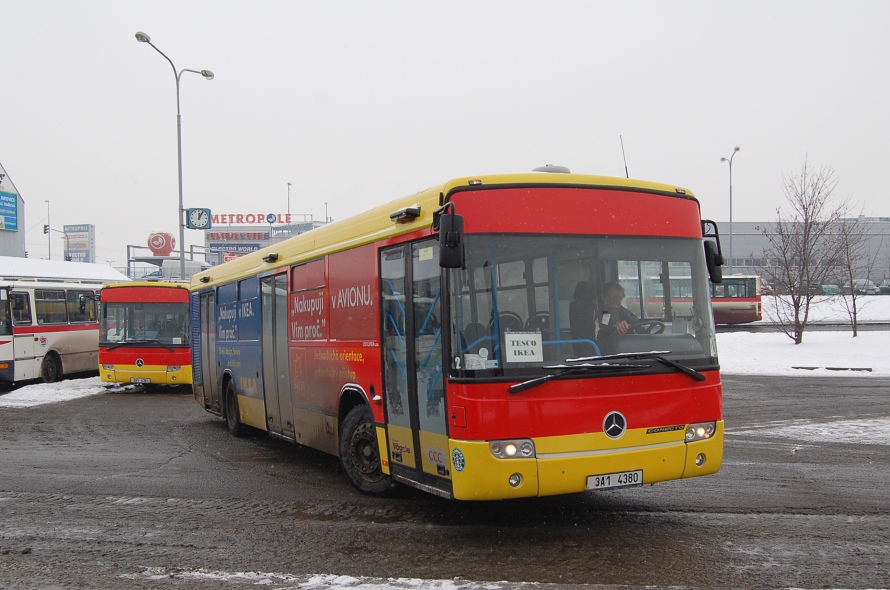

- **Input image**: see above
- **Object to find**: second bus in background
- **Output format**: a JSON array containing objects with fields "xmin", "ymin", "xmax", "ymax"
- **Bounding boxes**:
[{"xmin": 99, "ymin": 281, "xmax": 191, "ymax": 386}]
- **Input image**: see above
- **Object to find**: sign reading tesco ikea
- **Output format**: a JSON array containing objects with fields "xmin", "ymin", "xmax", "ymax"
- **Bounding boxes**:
[{"xmin": 212, "ymin": 213, "xmax": 292, "ymax": 225}]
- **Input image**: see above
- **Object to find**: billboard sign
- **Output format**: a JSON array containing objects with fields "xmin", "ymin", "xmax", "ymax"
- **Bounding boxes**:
[
  {"xmin": 63, "ymin": 224, "xmax": 96, "ymax": 263},
  {"xmin": 0, "ymin": 192, "xmax": 18, "ymax": 232}
]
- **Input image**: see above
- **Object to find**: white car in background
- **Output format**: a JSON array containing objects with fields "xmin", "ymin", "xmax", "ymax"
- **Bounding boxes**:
[{"xmin": 843, "ymin": 279, "xmax": 880, "ymax": 295}]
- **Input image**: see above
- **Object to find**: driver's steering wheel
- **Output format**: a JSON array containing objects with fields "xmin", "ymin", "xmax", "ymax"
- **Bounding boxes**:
[{"xmin": 629, "ymin": 320, "xmax": 666, "ymax": 335}]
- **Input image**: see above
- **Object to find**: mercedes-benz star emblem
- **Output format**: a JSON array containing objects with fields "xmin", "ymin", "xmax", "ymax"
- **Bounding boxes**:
[
  {"xmin": 603, "ymin": 411, "xmax": 627, "ymax": 439},
  {"xmin": 136, "ymin": 359, "xmax": 144, "ymax": 367}
]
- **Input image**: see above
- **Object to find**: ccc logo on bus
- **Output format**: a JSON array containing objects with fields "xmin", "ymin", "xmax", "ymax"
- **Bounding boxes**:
[
  {"xmin": 135, "ymin": 359, "xmax": 145, "ymax": 367},
  {"xmin": 603, "ymin": 411, "xmax": 627, "ymax": 439}
]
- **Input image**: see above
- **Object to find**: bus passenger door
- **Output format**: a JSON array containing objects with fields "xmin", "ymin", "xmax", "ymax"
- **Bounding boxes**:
[
  {"xmin": 199, "ymin": 291, "xmax": 220, "ymax": 412},
  {"xmin": 261, "ymin": 274, "xmax": 294, "ymax": 440},
  {"xmin": 380, "ymin": 240, "xmax": 450, "ymax": 496},
  {"xmin": 11, "ymin": 292, "xmax": 38, "ymax": 381}
]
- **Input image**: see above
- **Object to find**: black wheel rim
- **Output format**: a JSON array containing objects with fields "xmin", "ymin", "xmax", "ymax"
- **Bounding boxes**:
[{"xmin": 349, "ymin": 420, "xmax": 381, "ymax": 477}]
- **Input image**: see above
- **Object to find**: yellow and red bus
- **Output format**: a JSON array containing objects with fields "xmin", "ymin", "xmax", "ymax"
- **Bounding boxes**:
[
  {"xmin": 99, "ymin": 281, "xmax": 191, "ymax": 385},
  {"xmin": 190, "ymin": 171, "xmax": 725, "ymax": 500}
]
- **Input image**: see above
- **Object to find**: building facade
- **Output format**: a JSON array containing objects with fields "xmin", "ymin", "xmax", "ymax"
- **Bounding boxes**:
[
  {"xmin": 720, "ymin": 218, "xmax": 890, "ymax": 284},
  {"xmin": 0, "ymin": 162, "xmax": 26, "ymax": 258}
]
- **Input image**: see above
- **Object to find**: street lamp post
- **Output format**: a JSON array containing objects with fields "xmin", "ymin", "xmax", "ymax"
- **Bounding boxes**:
[
  {"xmin": 45, "ymin": 200, "xmax": 51, "ymax": 260},
  {"xmin": 287, "ymin": 182, "xmax": 292, "ymax": 220},
  {"xmin": 720, "ymin": 146, "xmax": 740, "ymax": 274},
  {"xmin": 135, "ymin": 31, "xmax": 214, "ymax": 279}
]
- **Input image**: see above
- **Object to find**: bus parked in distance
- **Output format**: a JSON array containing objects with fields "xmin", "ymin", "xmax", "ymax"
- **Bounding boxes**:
[
  {"xmin": 190, "ymin": 171, "xmax": 725, "ymax": 500},
  {"xmin": 0, "ymin": 256, "xmax": 130, "ymax": 383},
  {"xmin": 99, "ymin": 281, "xmax": 191, "ymax": 385},
  {"xmin": 711, "ymin": 275, "xmax": 762, "ymax": 324}
]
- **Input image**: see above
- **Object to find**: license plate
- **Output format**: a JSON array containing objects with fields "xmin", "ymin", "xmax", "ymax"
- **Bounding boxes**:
[
  {"xmin": 586, "ymin": 469, "xmax": 643, "ymax": 490},
  {"xmin": 130, "ymin": 378, "xmax": 151, "ymax": 384}
]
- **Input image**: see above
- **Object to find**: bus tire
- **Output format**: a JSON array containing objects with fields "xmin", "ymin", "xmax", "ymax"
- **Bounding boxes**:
[
  {"xmin": 339, "ymin": 404, "xmax": 394, "ymax": 495},
  {"xmin": 224, "ymin": 380, "xmax": 245, "ymax": 437},
  {"xmin": 40, "ymin": 353, "xmax": 62, "ymax": 383}
]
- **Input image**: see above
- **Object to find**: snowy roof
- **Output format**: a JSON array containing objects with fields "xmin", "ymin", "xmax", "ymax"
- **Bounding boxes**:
[{"xmin": 0, "ymin": 256, "xmax": 130, "ymax": 284}]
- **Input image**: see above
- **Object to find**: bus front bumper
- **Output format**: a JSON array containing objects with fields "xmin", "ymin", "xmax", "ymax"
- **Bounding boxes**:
[
  {"xmin": 100, "ymin": 364, "xmax": 192, "ymax": 386},
  {"xmin": 448, "ymin": 421, "xmax": 724, "ymax": 501}
]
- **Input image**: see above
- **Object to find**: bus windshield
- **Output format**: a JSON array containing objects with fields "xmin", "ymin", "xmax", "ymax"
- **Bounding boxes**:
[
  {"xmin": 448, "ymin": 234, "xmax": 718, "ymax": 378},
  {"xmin": 100, "ymin": 302, "xmax": 189, "ymax": 346}
]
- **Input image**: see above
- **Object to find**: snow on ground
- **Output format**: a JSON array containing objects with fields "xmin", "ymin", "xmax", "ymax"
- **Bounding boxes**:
[
  {"xmin": 720, "ymin": 294, "xmax": 889, "ymax": 376},
  {"xmin": 125, "ymin": 569, "xmax": 548, "ymax": 589},
  {"xmin": 0, "ymin": 375, "xmax": 105, "ymax": 408},
  {"xmin": 1, "ymin": 296, "xmax": 887, "ymax": 410},
  {"xmin": 759, "ymin": 293, "xmax": 890, "ymax": 324},
  {"xmin": 717, "ymin": 331, "xmax": 887, "ymax": 376}
]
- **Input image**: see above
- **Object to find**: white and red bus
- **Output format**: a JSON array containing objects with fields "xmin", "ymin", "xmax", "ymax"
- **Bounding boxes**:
[
  {"xmin": 99, "ymin": 281, "xmax": 191, "ymax": 386},
  {"xmin": 0, "ymin": 256, "xmax": 130, "ymax": 383},
  {"xmin": 190, "ymin": 171, "xmax": 726, "ymax": 500},
  {"xmin": 711, "ymin": 275, "xmax": 762, "ymax": 324}
]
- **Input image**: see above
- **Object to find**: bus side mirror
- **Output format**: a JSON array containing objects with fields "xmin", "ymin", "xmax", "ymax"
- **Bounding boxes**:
[
  {"xmin": 704, "ymin": 240, "xmax": 723, "ymax": 283},
  {"xmin": 438, "ymin": 213, "xmax": 465, "ymax": 269}
]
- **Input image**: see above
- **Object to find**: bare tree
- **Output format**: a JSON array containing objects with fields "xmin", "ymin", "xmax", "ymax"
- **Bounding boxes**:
[
  {"xmin": 835, "ymin": 214, "xmax": 882, "ymax": 336},
  {"xmin": 759, "ymin": 159, "xmax": 848, "ymax": 344}
]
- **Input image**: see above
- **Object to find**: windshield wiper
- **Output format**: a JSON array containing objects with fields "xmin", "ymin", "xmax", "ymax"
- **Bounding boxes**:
[
  {"xmin": 568, "ymin": 351, "xmax": 705, "ymax": 382},
  {"xmin": 509, "ymin": 363, "xmax": 646, "ymax": 393}
]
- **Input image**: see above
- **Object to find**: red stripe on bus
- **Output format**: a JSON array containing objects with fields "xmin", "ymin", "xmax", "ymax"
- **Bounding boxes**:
[{"xmin": 13, "ymin": 324, "xmax": 99, "ymax": 335}]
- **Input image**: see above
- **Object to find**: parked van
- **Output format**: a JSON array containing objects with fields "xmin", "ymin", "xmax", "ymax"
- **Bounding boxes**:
[{"xmin": 843, "ymin": 279, "xmax": 880, "ymax": 295}]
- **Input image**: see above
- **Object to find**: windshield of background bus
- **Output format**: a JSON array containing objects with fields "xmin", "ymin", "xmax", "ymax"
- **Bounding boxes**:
[{"xmin": 101, "ymin": 303, "xmax": 189, "ymax": 345}]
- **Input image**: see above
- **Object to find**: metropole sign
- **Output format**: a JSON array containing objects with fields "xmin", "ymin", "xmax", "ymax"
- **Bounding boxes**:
[{"xmin": 212, "ymin": 212, "xmax": 292, "ymax": 225}]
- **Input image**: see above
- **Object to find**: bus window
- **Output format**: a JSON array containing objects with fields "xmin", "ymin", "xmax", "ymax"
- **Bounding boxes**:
[
  {"xmin": 36, "ymin": 289, "xmax": 67, "ymax": 324},
  {"xmin": 0, "ymin": 291, "xmax": 10, "ymax": 336},
  {"xmin": 67, "ymin": 290, "xmax": 96, "ymax": 323},
  {"xmin": 10, "ymin": 292, "xmax": 31, "ymax": 326}
]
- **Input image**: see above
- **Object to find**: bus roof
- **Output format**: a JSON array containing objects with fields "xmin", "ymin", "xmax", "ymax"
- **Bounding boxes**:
[
  {"xmin": 0, "ymin": 256, "xmax": 131, "ymax": 284},
  {"xmin": 191, "ymin": 172, "xmax": 697, "ymax": 289},
  {"xmin": 101, "ymin": 280, "xmax": 190, "ymax": 290}
]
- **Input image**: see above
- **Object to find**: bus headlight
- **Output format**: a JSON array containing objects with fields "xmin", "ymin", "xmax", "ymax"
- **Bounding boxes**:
[
  {"xmin": 685, "ymin": 422, "xmax": 716, "ymax": 442},
  {"xmin": 166, "ymin": 366, "xmax": 181, "ymax": 372},
  {"xmin": 102, "ymin": 364, "xmax": 115, "ymax": 370},
  {"xmin": 489, "ymin": 439, "xmax": 536, "ymax": 459}
]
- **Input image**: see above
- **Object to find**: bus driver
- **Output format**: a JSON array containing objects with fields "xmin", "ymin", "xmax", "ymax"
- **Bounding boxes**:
[{"xmin": 598, "ymin": 281, "xmax": 638, "ymax": 339}]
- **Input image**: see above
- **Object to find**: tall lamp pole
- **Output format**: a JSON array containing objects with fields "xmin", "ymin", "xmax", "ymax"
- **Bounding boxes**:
[
  {"xmin": 135, "ymin": 31, "xmax": 214, "ymax": 279},
  {"xmin": 287, "ymin": 182, "xmax": 292, "ymax": 221},
  {"xmin": 720, "ymin": 146, "xmax": 740, "ymax": 274},
  {"xmin": 45, "ymin": 200, "xmax": 51, "ymax": 260}
]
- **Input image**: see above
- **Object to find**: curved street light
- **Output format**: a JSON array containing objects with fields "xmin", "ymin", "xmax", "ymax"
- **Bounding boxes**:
[
  {"xmin": 720, "ymin": 146, "xmax": 741, "ymax": 274},
  {"xmin": 135, "ymin": 31, "xmax": 214, "ymax": 279}
]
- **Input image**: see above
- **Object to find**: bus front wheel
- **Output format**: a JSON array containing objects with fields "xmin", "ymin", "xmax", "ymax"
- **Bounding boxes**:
[
  {"xmin": 40, "ymin": 353, "xmax": 62, "ymax": 383},
  {"xmin": 224, "ymin": 380, "xmax": 245, "ymax": 437},
  {"xmin": 339, "ymin": 405, "xmax": 394, "ymax": 495}
]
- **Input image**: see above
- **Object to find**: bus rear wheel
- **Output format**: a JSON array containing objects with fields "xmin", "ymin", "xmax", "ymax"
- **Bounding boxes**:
[
  {"xmin": 40, "ymin": 353, "xmax": 62, "ymax": 383},
  {"xmin": 339, "ymin": 405, "xmax": 394, "ymax": 495},
  {"xmin": 224, "ymin": 380, "xmax": 245, "ymax": 437}
]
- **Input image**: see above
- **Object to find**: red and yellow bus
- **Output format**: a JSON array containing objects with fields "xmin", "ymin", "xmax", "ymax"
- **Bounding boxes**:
[
  {"xmin": 190, "ymin": 171, "xmax": 725, "ymax": 500},
  {"xmin": 711, "ymin": 275, "xmax": 762, "ymax": 324},
  {"xmin": 99, "ymin": 281, "xmax": 191, "ymax": 385}
]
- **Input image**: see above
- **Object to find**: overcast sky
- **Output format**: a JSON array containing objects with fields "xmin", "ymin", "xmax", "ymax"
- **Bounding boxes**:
[{"xmin": 2, "ymin": 1, "xmax": 888, "ymax": 266}]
